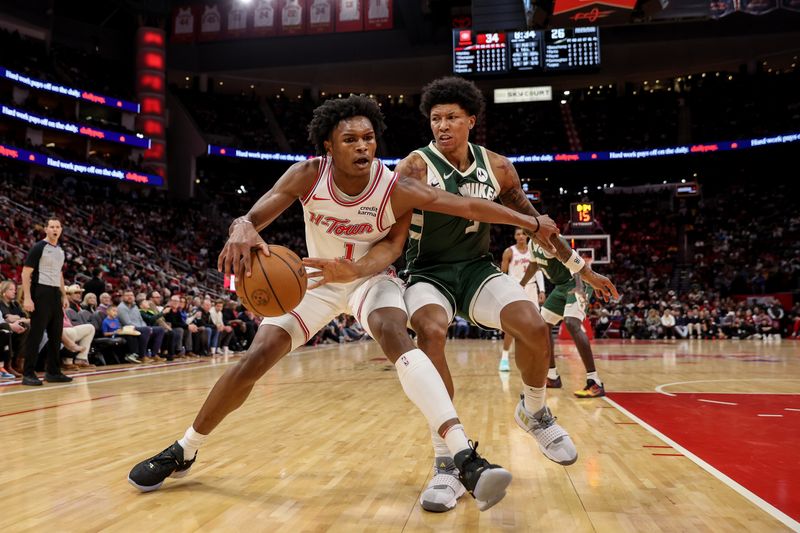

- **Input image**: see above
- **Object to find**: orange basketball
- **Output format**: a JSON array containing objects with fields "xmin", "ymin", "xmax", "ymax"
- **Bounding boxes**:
[{"xmin": 238, "ymin": 246, "xmax": 307, "ymax": 317}]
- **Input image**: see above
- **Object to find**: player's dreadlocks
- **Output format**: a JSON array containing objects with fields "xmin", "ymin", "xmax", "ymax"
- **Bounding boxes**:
[
  {"xmin": 307, "ymin": 95, "xmax": 387, "ymax": 155},
  {"xmin": 419, "ymin": 76, "xmax": 485, "ymax": 118}
]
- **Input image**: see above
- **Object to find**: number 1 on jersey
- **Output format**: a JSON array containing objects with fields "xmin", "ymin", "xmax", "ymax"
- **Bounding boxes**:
[{"xmin": 344, "ymin": 242, "xmax": 355, "ymax": 260}]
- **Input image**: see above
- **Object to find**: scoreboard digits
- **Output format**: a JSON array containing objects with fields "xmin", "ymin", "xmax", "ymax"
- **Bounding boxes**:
[
  {"xmin": 453, "ymin": 30, "xmax": 508, "ymax": 75},
  {"xmin": 544, "ymin": 27, "xmax": 601, "ymax": 70},
  {"xmin": 570, "ymin": 202, "xmax": 595, "ymax": 226},
  {"xmin": 453, "ymin": 27, "xmax": 600, "ymax": 76}
]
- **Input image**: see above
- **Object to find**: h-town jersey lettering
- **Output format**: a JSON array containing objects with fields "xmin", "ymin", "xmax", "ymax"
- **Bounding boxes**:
[{"xmin": 301, "ymin": 156, "xmax": 397, "ymax": 261}]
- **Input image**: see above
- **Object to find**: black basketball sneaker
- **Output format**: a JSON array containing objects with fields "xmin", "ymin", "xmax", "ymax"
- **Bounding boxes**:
[
  {"xmin": 453, "ymin": 441, "xmax": 512, "ymax": 511},
  {"xmin": 128, "ymin": 441, "xmax": 196, "ymax": 492}
]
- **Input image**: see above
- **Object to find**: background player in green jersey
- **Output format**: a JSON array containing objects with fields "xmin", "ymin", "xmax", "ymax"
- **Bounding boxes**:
[
  {"xmin": 393, "ymin": 77, "xmax": 618, "ymax": 512},
  {"xmin": 521, "ymin": 240, "xmax": 606, "ymax": 398}
]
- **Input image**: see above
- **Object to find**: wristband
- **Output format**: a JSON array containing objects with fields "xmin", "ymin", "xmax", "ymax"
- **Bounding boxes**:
[
  {"xmin": 565, "ymin": 249, "xmax": 586, "ymax": 275},
  {"xmin": 533, "ymin": 217, "xmax": 540, "ymax": 234}
]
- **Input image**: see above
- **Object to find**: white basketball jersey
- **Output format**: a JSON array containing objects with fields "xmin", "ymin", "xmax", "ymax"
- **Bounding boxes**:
[
  {"xmin": 507, "ymin": 244, "xmax": 531, "ymax": 281},
  {"xmin": 301, "ymin": 156, "xmax": 397, "ymax": 262}
]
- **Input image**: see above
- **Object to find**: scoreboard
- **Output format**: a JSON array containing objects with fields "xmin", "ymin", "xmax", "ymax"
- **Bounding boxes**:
[
  {"xmin": 453, "ymin": 26, "xmax": 600, "ymax": 76},
  {"xmin": 570, "ymin": 202, "xmax": 595, "ymax": 226}
]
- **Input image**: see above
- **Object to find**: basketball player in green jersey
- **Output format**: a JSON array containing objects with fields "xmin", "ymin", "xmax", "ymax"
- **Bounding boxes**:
[
  {"xmin": 394, "ymin": 77, "xmax": 618, "ymax": 512},
  {"xmin": 305, "ymin": 78, "xmax": 618, "ymax": 512},
  {"xmin": 521, "ymin": 240, "xmax": 605, "ymax": 398}
]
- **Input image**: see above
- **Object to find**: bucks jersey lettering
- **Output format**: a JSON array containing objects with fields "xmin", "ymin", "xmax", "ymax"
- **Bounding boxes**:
[
  {"xmin": 406, "ymin": 142, "xmax": 501, "ymax": 268},
  {"xmin": 529, "ymin": 240, "xmax": 573, "ymax": 286}
]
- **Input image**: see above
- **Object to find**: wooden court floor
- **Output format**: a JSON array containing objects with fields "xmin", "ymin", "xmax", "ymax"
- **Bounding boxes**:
[{"xmin": 1, "ymin": 338, "xmax": 798, "ymax": 532}]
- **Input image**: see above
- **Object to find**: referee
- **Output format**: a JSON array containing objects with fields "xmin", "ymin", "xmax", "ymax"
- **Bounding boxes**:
[{"xmin": 21, "ymin": 217, "xmax": 73, "ymax": 386}]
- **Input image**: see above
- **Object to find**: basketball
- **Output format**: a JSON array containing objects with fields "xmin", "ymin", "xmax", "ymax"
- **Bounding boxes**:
[{"xmin": 238, "ymin": 246, "xmax": 307, "ymax": 317}]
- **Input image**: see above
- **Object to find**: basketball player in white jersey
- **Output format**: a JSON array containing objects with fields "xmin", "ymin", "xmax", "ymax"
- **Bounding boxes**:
[
  {"xmin": 306, "ymin": 79, "xmax": 618, "ymax": 513},
  {"xmin": 498, "ymin": 228, "xmax": 545, "ymax": 372},
  {"xmin": 128, "ymin": 96, "xmax": 560, "ymax": 511}
]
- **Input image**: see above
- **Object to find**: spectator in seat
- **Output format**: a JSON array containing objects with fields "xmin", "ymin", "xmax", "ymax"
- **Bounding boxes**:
[
  {"xmin": 98, "ymin": 292, "xmax": 112, "ymax": 314},
  {"xmin": 140, "ymin": 299, "xmax": 180, "ymax": 360},
  {"xmin": 118, "ymin": 290, "xmax": 165, "ymax": 363},
  {"xmin": 222, "ymin": 301, "xmax": 246, "ymax": 351},
  {"xmin": 84, "ymin": 268, "xmax": 105, "ymax": 299},
  {"xmin": 686, "ymin": 308, "xmax": 703, "ymax": 339},
  {"xmin": 82, "ymin": 292, "xmax": 98, "ymax": 313},
  {"xmin": 61, "ymin": 309, "xmax": 95, "ymax": 369},
  {"xmin": 594, "ymin": 310, "xmax": 611, "ymax": 338},
  {"xmin": 102, "ymin": 305, "xmax": 140, "ymax": 364},
  {"xmin": 0, "ymin": 314, "xmax": 26, "ymax": 378},
  {"xmin": 645, "ymin": 308, "xmax": 662, "ymax": 339},
  {"xmin": 766, "ymin": 299, "xmax": 784, "ymax": 339},
  {"xmin": 451, "ymin": 316, "xmax": 469, "ymax": 339},
  {"xmin": 0, "ymin": 280, "xmax": 30, "ymax": 374},
  {"xmin": 163, "ymin": 295, "xmax": 194, "ymax": 357},
  {"xmin": 188, "ymin": 301, "xmax": 211, "ymax": 356},
  {"xmin": 673, "ymin": 308, "xmax": 689, "ymax": 339},
  {"xmin": 210, "ymin": 299, "xmax": 233, "ymax": 355},
  {"xmin": 756, "ymin": 309, "xmax": 774, "ymax": 339},
  {"xmin": 149, "ymin": 290, "xmax": 164, "ymax": 313},
  {"xmin": 719, "ymin": 311, "xmax": 739, "ymax": 339},
  {"xmin": 700, "ymin": 310, "xmax": 718, "ymax": 339},
  {"xmin": 660, "ymin": 308, "xmax": 676, "ymax": 339}
]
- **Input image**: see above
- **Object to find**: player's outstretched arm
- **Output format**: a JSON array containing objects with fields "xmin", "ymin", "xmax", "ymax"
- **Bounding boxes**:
[
  {"xmin": 501, "ymin": 247, "xmax": 512, "ymax": 274},
  {"xmin": 219, "ymin": 159, "xmax": 318, "ymax": 277},
  {"xmin": 303, "ymin": 211, "xmax": 411, "ymax": 288},
  {"xmin": 391, "ymin": 175, "xmax": 559, "ymax": 239},
  {"xmin": 519, "ymin": 262, "xmax": 538, "ymax": 287},
  {"xmin": 546, "ymin": 235, "xmax": 620, "ymax": 302}
]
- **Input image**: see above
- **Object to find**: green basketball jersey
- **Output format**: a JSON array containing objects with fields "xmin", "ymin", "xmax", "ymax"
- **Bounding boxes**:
[
  {"xmin": 529, "ymin": 239, "xmax": 573, "ymax": 286},
  {"xmin": 405, "ymin": 142, "xmax": 502, "ymax": 269}
]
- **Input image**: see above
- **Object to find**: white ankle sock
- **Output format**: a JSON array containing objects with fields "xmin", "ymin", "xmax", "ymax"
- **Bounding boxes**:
[
  {"xmin": 178, "ymin": 426, "xmax": 207, "ymax": 460},
  {"xmin": 394, "ymin": 349, "xmax": 468, "ymax": 456},
  {"xmin": 547, "ymin": 367, "xmax": 559, "ymax": 380},
  {"xmin": 501, "ymin": 350, "xmax": 509, "ymax": 361},
  {"xmin": 442, "ymin": 424, "xmax": 470, "ymax": 457},
  {"xmin": 430, "ymin": 427, "xmax": 452, "ymax": 459},
  {"xmin": 523, "ymin": 384, "xmax": 546, "ymax": 413},
  {"xmin": 587, "ymin": 371, "xmax": 602, "ymax": 386}
]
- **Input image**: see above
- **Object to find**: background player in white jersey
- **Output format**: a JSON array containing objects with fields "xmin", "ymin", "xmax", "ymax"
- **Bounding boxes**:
[
  {"xmin": 128, "ymin": 96, "xmax": 560, "ymax": 511},
  {"xmin": 498, "ymin": 228, "xmax": 545, "ymax": 372}
]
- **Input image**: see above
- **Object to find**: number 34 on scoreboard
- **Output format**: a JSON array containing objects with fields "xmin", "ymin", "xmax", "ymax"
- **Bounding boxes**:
[{"xmin": 570, "ymin": 201, "xmax": 594, "ymax": 225}]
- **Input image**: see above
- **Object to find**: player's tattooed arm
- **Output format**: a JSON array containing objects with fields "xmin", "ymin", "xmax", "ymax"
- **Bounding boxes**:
[
  {"xmin": 394, "ymin": 153, "xmax": 428, "ymax": 182},
  {"xmin": 491, "ymin": 152, "xmax": 573, "ymax": 262}
]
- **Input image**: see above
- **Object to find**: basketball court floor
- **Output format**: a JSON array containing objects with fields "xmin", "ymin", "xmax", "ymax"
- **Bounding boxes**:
[{"xmin": 2, "ymin": 338, "xmax": 798, "ymax": 532}]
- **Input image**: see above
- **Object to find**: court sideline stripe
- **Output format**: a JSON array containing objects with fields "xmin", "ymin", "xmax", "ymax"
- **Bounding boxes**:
[
  {"xmin": 0, "ymin": 345, "xmax": 343, "ymax": 397},
  {"xmin": 603, "ymin": 396, "xmax": 800, "ymax": 532}
]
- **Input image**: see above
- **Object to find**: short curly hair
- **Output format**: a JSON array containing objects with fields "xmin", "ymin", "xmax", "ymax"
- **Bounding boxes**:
[
  {"xmin": 419, "ymin": 76, "xmax": 485, "ymax": 118},
  {"xmin": 307, "ymin": 95, "xmax": 387, "ymax": 155}
]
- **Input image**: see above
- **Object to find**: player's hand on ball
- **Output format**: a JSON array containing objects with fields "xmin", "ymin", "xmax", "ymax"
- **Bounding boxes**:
[
  {"xmin": 303, "ymin": 257, "xmax": 362, "ymax": 289},
  {"xmin": 580, "ymin": 268, "xmax": 619, "ymax": 302},
  {"xmin": 218, "ymin": 217, "xmax": 270, "ymax": 277}
]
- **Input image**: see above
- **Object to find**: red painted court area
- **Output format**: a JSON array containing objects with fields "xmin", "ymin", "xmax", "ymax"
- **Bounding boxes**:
[{"xmin": 608, "ymin": 392, "xmax": 800, "ymax": 523}]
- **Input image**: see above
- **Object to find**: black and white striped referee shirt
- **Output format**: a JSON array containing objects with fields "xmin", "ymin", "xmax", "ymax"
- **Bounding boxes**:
[{"xmin": 24, "ymin": 240, "xmax": 65, "ymax": 287}]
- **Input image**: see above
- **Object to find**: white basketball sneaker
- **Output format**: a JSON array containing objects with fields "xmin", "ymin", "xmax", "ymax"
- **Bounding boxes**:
[
  {"xmin": 514, "ymin": 399, "xmax": 578, "ymax": 465},
  {"xmin": 419, "ymin": 457, "xmax": 466, "ymax": 512}
]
